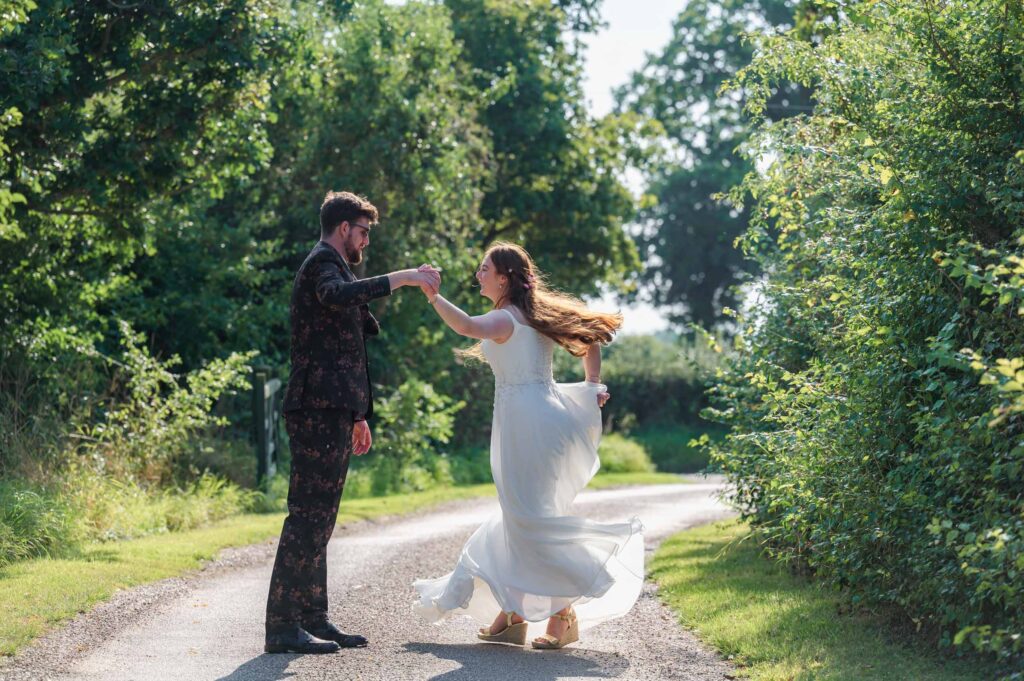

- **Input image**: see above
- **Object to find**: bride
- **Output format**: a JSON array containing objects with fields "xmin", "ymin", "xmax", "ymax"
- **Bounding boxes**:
[{"xmin": 412, "ymin": 242, "xmax": 644, "ymax": 649}]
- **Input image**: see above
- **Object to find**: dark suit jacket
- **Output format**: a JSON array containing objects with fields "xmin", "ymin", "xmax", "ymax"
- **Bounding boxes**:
[{"xmin": 283, "ymin": 241, "xmax": 391, "ymax": 418}]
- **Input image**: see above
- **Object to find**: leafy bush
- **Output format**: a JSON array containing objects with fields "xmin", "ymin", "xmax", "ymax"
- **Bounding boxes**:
[
  {"xmin": 72, "ymin": 322, "xmax": 255, "ymax": 486},
  {"xmin": 553, "ymin": 333, "xmax": 722, "ymax": 430},
  {"xmin": 597, "ymin": 434, "xmax": 654, "ymax": 473},
  {"xmin": 0, "ymin": 323, "xmax": 261, "ymax": 561},
  {"xmin": 248, "ymin": 472, "xmax": 290, "ymax": 514},
  {"xmin": 176, "ymin": 435, "xmax": 265, "ymax": 490},
  {"xmin": 705, "ymin": 0, "xmax": 1024, "ymax": 668},
  {"xmin": 68, "ymin": 470, "xmax": 258, "ymax": 542},
  {"xmin": 0, "ymin": 468, "xmax": 259, "ymax": 564},
  {"xmin": 160, "ymin": 475, "xmax": 260, "ymax": 533},
  {"xmin": 633, "ymin": 424, "xmax": 723, "ymax": 473},
  {"xmin": 347, "ymin": 379, "xmax": 465, "ymax": 497},
  {"xmin": 445, "ymin": 446, "xmax": 492, "ymax": 486},
  {"xmin": 0, "ymin": 480, "xmax": 77, "ymax": 566}
]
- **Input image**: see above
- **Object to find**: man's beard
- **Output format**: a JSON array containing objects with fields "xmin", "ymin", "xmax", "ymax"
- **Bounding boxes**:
[{"xmin": 344, "ymin": 242, "xmax": 363, "ymax": 265}]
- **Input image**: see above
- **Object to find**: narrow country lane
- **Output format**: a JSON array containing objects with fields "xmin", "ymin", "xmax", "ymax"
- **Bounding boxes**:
[{"xmin": 3, "ymin": 478, "xmax": 737, "ymax": 681}]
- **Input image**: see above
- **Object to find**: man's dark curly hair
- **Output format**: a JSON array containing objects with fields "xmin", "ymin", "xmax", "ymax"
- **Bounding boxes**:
[{"xmin": 319, "ymin": 191, "xmax": 379, "ymax": 237}]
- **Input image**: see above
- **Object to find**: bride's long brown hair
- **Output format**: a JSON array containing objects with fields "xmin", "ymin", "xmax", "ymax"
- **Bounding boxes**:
[{"xmin": 463, "ymin": 242, "xmax": 623, "ymax": 358}]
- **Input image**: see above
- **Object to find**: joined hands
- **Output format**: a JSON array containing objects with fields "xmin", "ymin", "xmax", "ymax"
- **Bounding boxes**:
[
  {"xmin": 392, "ymin": 264, "xmax": 441, "ymax": 299},
  {"xmin": 415, "ymin": 263, "xmax": 442, "ymax": 302}
]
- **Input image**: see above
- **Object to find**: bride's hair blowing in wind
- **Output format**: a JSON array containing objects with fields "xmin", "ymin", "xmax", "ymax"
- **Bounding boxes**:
[{"xmin": 463, "ymin": 241, "xmax": 623, "ymax": 359}]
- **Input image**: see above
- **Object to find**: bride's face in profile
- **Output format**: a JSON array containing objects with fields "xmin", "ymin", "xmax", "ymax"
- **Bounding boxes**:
[{"xmin": 475, "ymin": 256, "xmax": 508, "ymax": 305}]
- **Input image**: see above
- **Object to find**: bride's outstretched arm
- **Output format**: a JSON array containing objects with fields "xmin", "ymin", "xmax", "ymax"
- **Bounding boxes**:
[
  {"xmin": 582, "ymin": 344, "xmax": 602, "ymax": 383},
  {"xmin": 582, "ymin": 344, "xmax": 611, "ymax": 407},
  {"xmin": 427, "ymin": 295, "xmax": 514, "ymax": 341}
]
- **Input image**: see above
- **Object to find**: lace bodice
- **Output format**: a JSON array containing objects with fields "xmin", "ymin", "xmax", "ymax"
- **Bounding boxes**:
[{"xmin": 481, "ymin": 310, "xmax": 555, "ymax": 387}]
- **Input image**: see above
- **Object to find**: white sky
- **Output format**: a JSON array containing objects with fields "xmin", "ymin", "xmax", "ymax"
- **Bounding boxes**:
[
  {"xmin": 579, "ymin": 1, "xmax": 681, "ymax": 118},
  {"xmin": 580, "ymin": 1, "xmax": 684, "ymax": 335}
]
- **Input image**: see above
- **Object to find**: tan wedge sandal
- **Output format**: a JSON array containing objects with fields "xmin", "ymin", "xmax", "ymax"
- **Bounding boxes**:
[
  {"xmin": 477, "ymin": 612, "xmax": 528, "ymax": 645},
  {"xmin": 531, "ymin": 607, "xmax": 579, "ymax": 650}
]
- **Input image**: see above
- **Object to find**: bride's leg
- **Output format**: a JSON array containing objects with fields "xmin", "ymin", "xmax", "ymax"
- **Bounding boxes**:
[
  {"xmin": 477, "ymin": 610, "xmax": 529, "ymax": 645},
  {"xmin": 537, "ymin": 606, "xmax": 573, "ymax": 641},
  {"xmin": 487, "ymin": 610, "xmax": 524, "ymax": 635}
]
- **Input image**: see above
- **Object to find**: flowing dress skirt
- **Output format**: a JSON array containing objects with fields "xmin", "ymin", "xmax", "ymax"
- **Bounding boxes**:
[{"xmin": 413, "ymin": 380, "xmax": 644, "ymax": 630}]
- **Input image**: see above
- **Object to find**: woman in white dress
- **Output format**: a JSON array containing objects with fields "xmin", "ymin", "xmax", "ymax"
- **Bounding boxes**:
[{"xmin": 412, "ymin": 242, "xmax": 644, "ymax": 649}]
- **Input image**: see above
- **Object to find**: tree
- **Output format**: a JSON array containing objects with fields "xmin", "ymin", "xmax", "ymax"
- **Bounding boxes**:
[
  {"xmin": 616, "ymin": 0, "xmax": 812, "ymax": 329},
  {"xmin": 0, "ymin": 0, "xmax": 290, "ymax": 363},
  {"xmin": 119, "ymin": 0, "xmax": 492, "ymax": 374},
  {"xmin": 444, "ymin": 0, "xmax": 643, "ymax": 296},
  {"xmin": 0, "ymin": 0, "xmax": 653, "ymax": 468}
]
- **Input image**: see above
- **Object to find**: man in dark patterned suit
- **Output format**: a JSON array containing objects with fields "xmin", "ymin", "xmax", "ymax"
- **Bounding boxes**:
[{"xmin": 264, "ymin": 191, "xmax": 441, "ymax": 654}]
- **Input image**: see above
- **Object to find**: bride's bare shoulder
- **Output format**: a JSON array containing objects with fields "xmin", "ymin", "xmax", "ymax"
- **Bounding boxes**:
[{"xmin": 502, "ymin": 306, "xmax": 529, "ymax": 325}]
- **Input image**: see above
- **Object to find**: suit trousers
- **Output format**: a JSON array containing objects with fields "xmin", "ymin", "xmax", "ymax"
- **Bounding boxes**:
[{"xmin": 265, "ymin": 408, "xmax": 354, "ymax": 630}]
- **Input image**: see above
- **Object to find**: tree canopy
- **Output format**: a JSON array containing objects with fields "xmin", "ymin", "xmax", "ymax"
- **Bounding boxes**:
[
  {"xmin": 617, "ymin": 0, "xmax": 812, "ymax": 329},
  {"xmin": 0, "ymin": 0, "xmax": 642, "ymax": 473}
]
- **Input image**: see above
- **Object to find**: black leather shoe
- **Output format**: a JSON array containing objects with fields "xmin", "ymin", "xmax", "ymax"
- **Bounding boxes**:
[
  {"xmin": 264, "ymin": 625, "xmax": 341, "ymax": 654},
  {"xmin": 303, "ymin": 620, "xmax": 368, "ymax": 648}
]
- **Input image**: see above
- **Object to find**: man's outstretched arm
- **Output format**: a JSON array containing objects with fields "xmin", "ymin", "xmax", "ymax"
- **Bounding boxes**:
[{"xmin": 315, "ymin": 261, "xmax": 439, "ymax": 310}]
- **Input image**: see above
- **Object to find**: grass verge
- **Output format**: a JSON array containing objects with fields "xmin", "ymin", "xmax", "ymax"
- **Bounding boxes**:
[
  {"xmin": 652, "ymin": 520, "xmax": 1005, "ymax": 681},
  {"xmin": 0, "ymin": 471, "xmax": 680, "ymax": 656}
]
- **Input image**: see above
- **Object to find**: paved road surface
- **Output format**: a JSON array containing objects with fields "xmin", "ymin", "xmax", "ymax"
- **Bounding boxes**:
[{"xmin": 3, "ymin": 477, "xmax": 737, "ymax": 681}]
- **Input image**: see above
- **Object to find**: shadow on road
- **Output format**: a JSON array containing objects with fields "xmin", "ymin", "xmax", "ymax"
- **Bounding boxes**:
[
  {"xmin": 402, "ymin": 642, "xmax": 631, "ymax": 680},
  {"xmin": 214, "ymin": 653, "xmax": 296, "ymax": 681}
]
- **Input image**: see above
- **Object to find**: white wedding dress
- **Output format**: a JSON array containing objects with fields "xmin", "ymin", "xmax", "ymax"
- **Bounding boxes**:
[{"xmin": 413, "ymin": 309, "xmax": 645, "ymax": 631}]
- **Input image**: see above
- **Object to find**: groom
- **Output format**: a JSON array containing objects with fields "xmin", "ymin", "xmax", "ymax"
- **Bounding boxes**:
[{"xmin": 264, "ymin": 191, "xmax": 441, "ymax": 654}]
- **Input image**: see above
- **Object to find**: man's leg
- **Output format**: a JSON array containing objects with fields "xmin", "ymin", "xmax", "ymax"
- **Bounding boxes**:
[
  {"xmin": 300, "ymin": 409, "xmax": 353, "ymax": 624},
  {"xmin": 265, "ymin": 409, "xmax": 350, "ymax": 634}
]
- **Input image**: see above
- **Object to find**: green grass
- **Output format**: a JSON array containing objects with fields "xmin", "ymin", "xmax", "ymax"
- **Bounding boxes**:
[
  {"xmin": 652, "ymin": 520, "xmax": 1005, "ymax": 681},
  {"xmin": 589, "ymin": 471, "xmax": 683, "ymax": 487},
  {"xmin": 0, "ymin": 471, "xmax": 677, "ymax": 656}
]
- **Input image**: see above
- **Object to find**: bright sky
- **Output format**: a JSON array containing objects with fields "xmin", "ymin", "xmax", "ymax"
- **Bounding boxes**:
[
  {"xmin": 579, "ymin": 1, "xmax": 681, "ymax": 118},
  {"xmin": 580, "ymin": 1, "xmax": 684, "ymax": 335}
]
